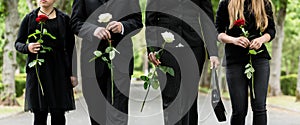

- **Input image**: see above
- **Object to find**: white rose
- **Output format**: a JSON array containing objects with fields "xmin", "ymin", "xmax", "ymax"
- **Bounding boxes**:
[
  {"xmin": 98, "ymin": 13, "xmax": 112, "ymax": 23},
  {"xmin": 161, "ymin": 31, "xmax": 175, "ymax": 43}
]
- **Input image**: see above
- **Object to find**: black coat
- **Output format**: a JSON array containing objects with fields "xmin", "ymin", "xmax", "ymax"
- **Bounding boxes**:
[
  {"xmin": 15, "ymin": 8, "xmax": 75, "ymax": 112},
  {"xmin": 70, "ymin": 0, "xmax": 143, "ymax": 77},
  {"xmin": 146, "ymin": 0, "xmax": 218, "ymax": 57}
]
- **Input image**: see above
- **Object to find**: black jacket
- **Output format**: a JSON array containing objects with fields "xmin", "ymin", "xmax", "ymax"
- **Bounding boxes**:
[
  {"xmin": 216, "ymin": 0, "xmax": 276, "ymax": 65},
  {"xmin": 15, "ymin": 8, "xmax": 75, "ymax": 76},
  {"xmin": 15, "ymin": 8, "xmax": 75, "ymax": 112},
  {"xmin": 145, "ymin": 0, "xmax": 218, "ymax": 57},
  {"xmin": 70, "ymin": 0, "xmax": 143, "ymax": 76}
]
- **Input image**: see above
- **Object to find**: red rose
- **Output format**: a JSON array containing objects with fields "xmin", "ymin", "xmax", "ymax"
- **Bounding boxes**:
[
  {"xmin": 234, "ymin": 19, "xmax": 245, "ymax": 27},
  {"xmin": 36, "ymin": 15, "xmax": 48, "ymax": 23}
]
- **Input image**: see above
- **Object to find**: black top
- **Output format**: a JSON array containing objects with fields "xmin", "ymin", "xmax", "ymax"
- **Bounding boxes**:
[
  {"xmin": 15, "ymin": 8, "xmax": 75, "ymax": 112},
  {"xmin": 216, "ymin": 0, "xmax": 276, "ymax": 65}
]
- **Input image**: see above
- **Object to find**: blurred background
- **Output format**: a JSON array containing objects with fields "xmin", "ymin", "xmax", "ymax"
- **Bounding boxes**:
[{"xmin": 0, "ymin": 0, "xmax": 299, "ymax": 124}]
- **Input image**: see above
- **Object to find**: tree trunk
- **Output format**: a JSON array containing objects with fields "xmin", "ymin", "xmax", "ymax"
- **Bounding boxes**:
[
  {"xmin": 26, "ymin": 0, "xmax": 35, "ymax": 11},
  {"xmin": 269, "ymin": 1, "xmax": 287, "ymax": 96},
  {"xmin": 57, "ymin": 0, "xmax": 67, "ymax": 11},
  {"xmin": 0, "ymin": 0, "xmax": 20, "ymax": 106},
  {"xmin": 296, "ymin": 56, "xmax": 300, "ymax": 102}
]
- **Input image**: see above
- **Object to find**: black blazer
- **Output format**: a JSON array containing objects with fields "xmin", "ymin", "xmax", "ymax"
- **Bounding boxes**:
[
  {"xmin": 145, "ymin": 0, "xmax": 218, "ymax": 57},
  {"xmin": 70, "ymin": 0, "xmax": 143, "ymax": 76}
]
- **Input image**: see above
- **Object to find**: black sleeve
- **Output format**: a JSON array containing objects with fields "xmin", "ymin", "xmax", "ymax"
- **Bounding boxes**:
[
  {"xmin": 263, "ymin": 1, "xmax": 276, "ymax": 41},
  {"xmin": 199, "ymin": 0, "xmax": 218, "ymax": 57},
  {"xmin": 65, "ymin": 16, "xmax": 76, "ymax": 77},
  {"xmin": 120, "ymin": 0, "xmax": 143, "ymax": 37},
  {"xmin": 15, "ymin": 14, "xmax": 30, "ymax": 54},
  {"xmin": 215, "ymin": 0, "xmax": 229, "ymax": 34},
  {"xmin": 70, "ymin": 0, "xmax": 98, "ymax": 41}
]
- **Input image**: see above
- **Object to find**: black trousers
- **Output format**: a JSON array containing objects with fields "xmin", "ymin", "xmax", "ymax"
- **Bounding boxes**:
[
  {"xmin": 159, "ymin": 46, "xmax": 205, "ymax": 125},
  {"xmin": 82, "ymin": 65, "xmax": 130, "ymax": 125},
  {"xmin": 226, "ymin": 58, "xmax": 270, "ymax": 125},
  {"xmin": 33, "ymin": 110, "xmax": 65, "ymax": 125}
]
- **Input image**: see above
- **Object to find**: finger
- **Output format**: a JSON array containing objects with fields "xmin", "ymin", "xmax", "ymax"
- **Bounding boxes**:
[
  {"xmin": 104, "ymin": 30, "xmax": 111, "ymax": 39},
  {"xmin": 101, "ymin": 31, "xmax": 108, "ymax": 39},
  {"xmin": 111, "ymin": 26, "xmax": 118, "ymax": 33},
  {"xmin": 107, "ymin": 21, "xmax": 116, "ymax": 30}
]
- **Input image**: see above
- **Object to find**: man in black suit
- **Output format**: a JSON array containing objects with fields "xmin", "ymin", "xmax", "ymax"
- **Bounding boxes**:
[
  {"xmin": 70, "ymin": 0, "xmax": 142, "ymax": 124},
  {"xmin": 146, "ymin": 0, "xmax": 219, "ymax": 124}
]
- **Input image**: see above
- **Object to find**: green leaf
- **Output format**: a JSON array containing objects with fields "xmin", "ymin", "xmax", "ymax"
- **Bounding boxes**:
[
  {"xmin": 28, "ymin": 33, "xmax": 37, "ymax": 39},
  {"xmin": 42, "ymin": 46, "xmax": 52, "ymax": 52},
  {"xmin": 109, "ymin": 50, "xmax": 115, "ymax": 60},
  {"xmin": 102, "ymin": 57, "xmax": 109, "ymax": 62},
  {"xmin": 246, "ymin": 72, "xmax": 252, "ymax": 79},
  {"xmin": 89, "ymin": 57, "xmax": 98, "ymax": 62},
  {"xmin": 40, "ymin": 50, "xmax": 46, "ymax": 53},
  {"xmin": 244, "ymin": 68, "xmax": 251, "ymax": 74},
  {"xmin": 166, "ymin": 67, "xmax": 175, "ymax": 76},
  {"xmin": 158, "ymin": 66, "xmax": 174, "ymax": 76},
  {"xmin": 143, "ymin": 81, "xmax": 149, "ymax": 90},
  {"xmin": 158, "ymin": 65, "xmax": 168, "ymax": 74},
  {"xmin": 44, "ymin": 32, "xmax": 56, "ymax": 39},
  {"xmin": 245, "ymin": 63, "xmax": 251, "ymax": 68},
  {"xmin": 107, "ymin": 63, "xmax": 112, "ymax": 69},
  {"xmin": 28, "ymin": 60, "xmax": 37, "ymax": 68},
  {"xmin": 250, "ymin": 67, "xmax": 255, "ymax": 72},
  {"xmin": 151, "ymin": 76, "xmax": 159, "ymax": 89},
  {"xmin": 39, "ymin": 59, "xmax": 44, "ymax": 63},
  {"xmin": 43, "ymin": 29, "xmax": 47, "ymax": 34},
  {"xmin": 93, "ymin": 51, "xmax": 102, "ymax": 57},
  {"xmin": 36, "ymin": 29, "xmax": 41, "ymax": 34},
  {"xmin": 249, "ymin": 50, "xmax": 257, "ymax": 55},
  {"xmin": 37, "ymin": 39, "xmax": 43, "ymax": 43},
  {"xmin": 140, "ymin": 75, "xmax": 149, "ymax": 81},
  {"xmin": 105, "ymin": 47, "xmax": 113, "ymax": 53}
]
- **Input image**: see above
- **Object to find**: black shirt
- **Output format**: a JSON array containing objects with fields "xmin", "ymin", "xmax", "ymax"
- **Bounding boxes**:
[{"xmin": 216, "ymin": 0, "xmax": 276, "ymax": 65}]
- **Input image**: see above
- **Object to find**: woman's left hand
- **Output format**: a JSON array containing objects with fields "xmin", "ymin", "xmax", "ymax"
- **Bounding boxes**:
[
  {"xmin": 250, "ymin": 38, "xmax": 264, "ymax": 50},
  {"xmin": 250, "ymin": 34, "xmax": 271, "ymax": 50}
]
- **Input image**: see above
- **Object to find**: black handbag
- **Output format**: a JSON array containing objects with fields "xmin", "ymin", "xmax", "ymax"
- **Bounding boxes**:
[{"xmin": 211, "ymin": 68, "xmax": 227, "ymax": 122}]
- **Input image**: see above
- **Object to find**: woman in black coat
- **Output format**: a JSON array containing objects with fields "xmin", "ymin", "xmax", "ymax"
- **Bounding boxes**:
[
  {"xmin": 216, "ymin": 0, "xmax": 276, "ymax": 124},
  {"xmin": 15, "ymin": 0, "xmax": 75, "ymax": 124}
]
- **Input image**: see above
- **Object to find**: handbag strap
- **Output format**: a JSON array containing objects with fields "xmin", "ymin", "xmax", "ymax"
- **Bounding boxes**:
[{"xmin": 211, "ymin": 68, "xmax": 221, "ymax": 95}]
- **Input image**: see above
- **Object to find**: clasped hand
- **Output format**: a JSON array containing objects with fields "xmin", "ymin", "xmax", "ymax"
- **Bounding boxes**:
[
  {"xmin": 28, "ymin": 42, "xmax": 41, "ymax": 54},
  {"xmin": 233, "ymin": 36, "xmax": 263, "ymax": 50},
  {"xmin": 93, "ymin": 21, "xmax": 122, "ymax": 40}
]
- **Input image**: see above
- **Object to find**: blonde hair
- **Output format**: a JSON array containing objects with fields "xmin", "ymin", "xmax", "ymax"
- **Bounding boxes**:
[{"xmin": 228, "ymin": 0, "xmax": 270, "ymax": 32}]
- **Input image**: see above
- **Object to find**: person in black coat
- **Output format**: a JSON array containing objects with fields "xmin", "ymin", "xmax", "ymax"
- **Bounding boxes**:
[
  {"xmin": 216, "ymin": 0, "xmax": 276, "ymax": 124},
  {"xmin": 146, "ymin": 0, "xmax": 219, "ymax": 124},
  {"xmin": 15, "ymin": 0, "xmax": 75, "ymax": 125},
  {"xmin": 70, "ymin": 0, "xmax": 142, "ymax": 124}
]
